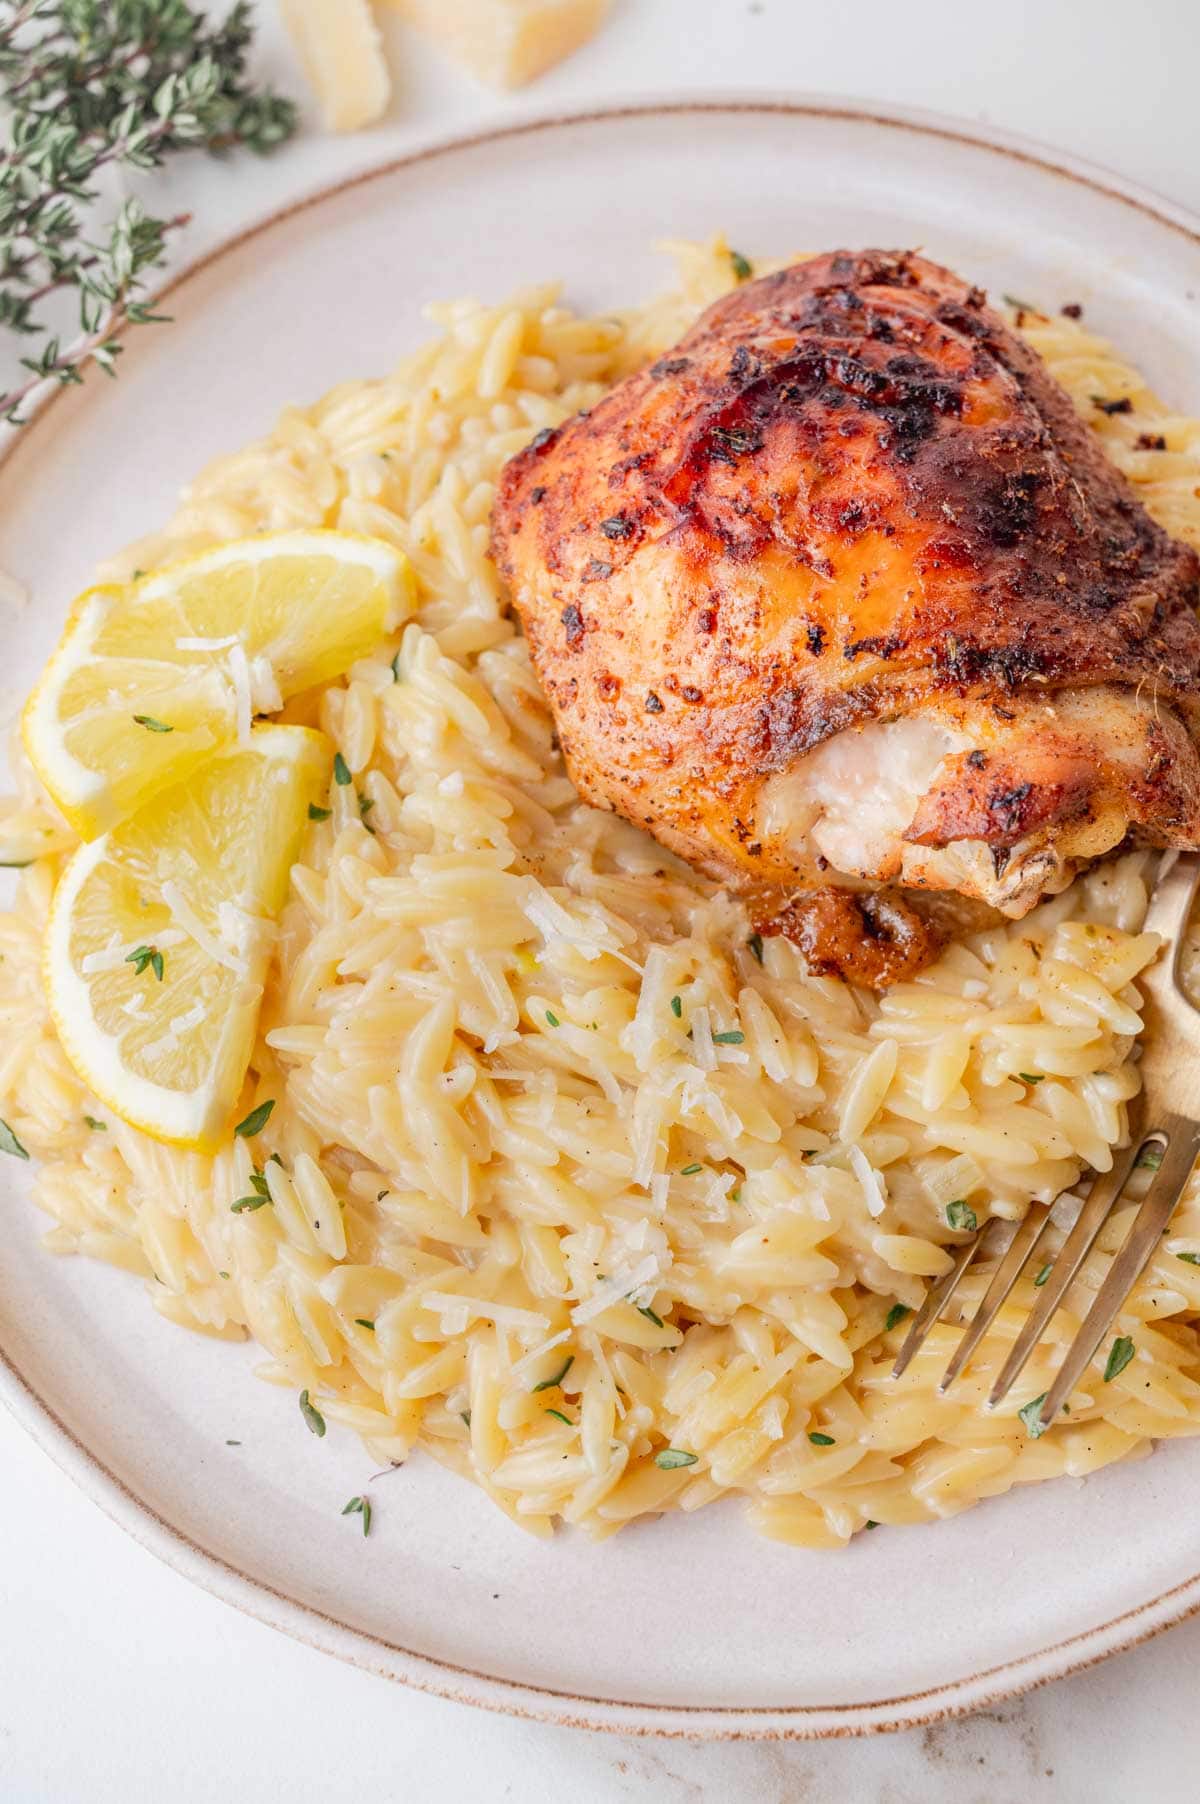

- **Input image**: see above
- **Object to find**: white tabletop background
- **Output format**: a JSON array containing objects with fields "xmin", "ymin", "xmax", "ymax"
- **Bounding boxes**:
[{"xmin": 3, "ymin": 2, "xmax": 1200, "ymax": 1798}]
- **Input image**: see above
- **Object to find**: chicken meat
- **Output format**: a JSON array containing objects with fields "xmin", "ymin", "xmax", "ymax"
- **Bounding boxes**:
[{"xmin": 490, "ymin": 250, "xmax": 1200, "ymax": 982}]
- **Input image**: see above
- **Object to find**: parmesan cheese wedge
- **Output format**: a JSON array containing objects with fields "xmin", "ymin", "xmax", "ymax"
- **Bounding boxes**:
[
  {"xmin": 386, "ymin": 0, "xmax": 610, "ymax": 89},
  {"xmin": 280, "ymin": 0, "xmax": 391, "ymax": 131}
]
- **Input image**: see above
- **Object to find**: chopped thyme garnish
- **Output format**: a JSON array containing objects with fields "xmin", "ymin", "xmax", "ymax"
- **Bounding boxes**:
[
  {"xmin": 1018, "ymin": 1072, "xmax": 1043, "ymax": 1083},
  {"xmin": 125, "ymin": 943, "xmax": 164, "ymax": 981},
  {"xmin": 1103, "ymin": 1335, "xmax": 1135, "ymax": 1382},
  {"xmin": 342, "ymin": 1494, "xmax": 372, "ymax": 1536},
  {"xmin": 391, "ymin": 651, "xmax": 403, "ymax": 682},
  {"xmin": 299, "ymin": 1389, "xmax": 326, "ymax": 1436},
  {"xmin": 544, "ymin": 1407, "xmax": 573, "ymax": 1426},
  {"xmin": 865, "ymin": 1519, "xmax": 879, "ymax": 1530},
  {"xmin": 1034, "ymin": 1262, "xmax": 1053, "ymax": 1286},
  {"xmin": 544, "ymin": 1009, "xmax": 560, "ymax": 1027},
  {"xmin": 945, "ymin": 1200, "xmax": 977, "ymax": 1232},
  {"xmin": 358, "ymin": 794, "xmax": 375, "ymax": 829},
  {"xmin": 308, "ymin": 803, "xmax": 331, "ymax": 821},
  {"xmin": 680, "ymin": 1163, "xmax": 703, "ymax": 1176},
  {"xmin": 354, "ymin": 1318, "xmax": 376, "ymax": 1330},
  {"xmin": 637, "ymin": 1304, "xmax": 665, "ymax": 1328},
  {"xmin": 730, "ymin": 249, "xmax": 753, "ymax": 281},
  {"xmin": 807, "ymin": 1431, "xmax": 835, "ymax": 1446},
  {"xmin": 132, "ymin": 714, "xmax": 173, "ymax": 733},
  {"xmin": 333, "ymin": 751, "xmax": 352, "ymax": 785},
  {"xmin": 226, "ymin": 1439, "xmax": 241, "ymax": 1446},
  {"xmin": 0, "ymin": 1118, "xmax": 29, "ymax": 1159},
  {"xmin": 1177, "ymin": 1252, "xmax": 1200, "ymax": 1266},
  {"xmin": 230, "ymin": 1193, "xmax": 269, "ymax": 1212},
  {"xmin": 1137, "ymin": 1143, "xmax": 1164, "ymax": 1171},
  {"xmin": 84, "ymin": 1116, "xmax": 106, "ymax": 1131},
  {"xmin": 747, "ymin": 933, "xmax": 764, "ymax": 964},
  {"xmin": 712, "ymin": 1030, "xmax": 745, "ymax": 1045},
  {"xmin": 234, "ymin": 1100, "xmax": 274, "ymax": 1138},
  {"xmin": 1018, "ymin": 1392, "xmax": 1049, "ymax": 1437},
  {"xmin": 670, "ymin": 995, "xmax": 682, "ymax": 1018},
  {"xmin": 884, "ymin": 1303, "xmax": 909, "ymax": 1332},
  {"xmin": 655, "ymin": 1448, "xmax": 698, "ymax": 1469},
  {"xmin": 533, "ymin": 1355, "xmax": 573, "ymax": 1393},
  {"xmin": 460, "ymin": 1410, "xmax": 471, "ymax": 1427}
]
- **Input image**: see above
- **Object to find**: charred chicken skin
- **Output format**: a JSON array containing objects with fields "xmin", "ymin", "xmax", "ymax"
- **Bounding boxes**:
[{"xmin": 490, "ymin": 250, "xmax": 1200, "ymax": 980}]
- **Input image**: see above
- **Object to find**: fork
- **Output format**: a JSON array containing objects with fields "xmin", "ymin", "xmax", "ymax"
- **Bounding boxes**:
[{"xmin": 891, "ymin": 850, "xmax": 1200, "ymax": 1433}]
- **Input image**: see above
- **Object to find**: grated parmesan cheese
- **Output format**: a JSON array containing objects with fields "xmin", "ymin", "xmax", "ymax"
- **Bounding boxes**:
[
  {"xmin": 509, "ymin": 1327, "xmax": 572, "ymax": 1381},
  {"xmin": 571, "ymin": 1253, "xmax": 660, "ymax": 1325},
  {"xmin": 422, "ymin": 1292, "xmax": 551, "ymax": 1336},
  {"xmin": 175, "ymin": 633, "xmax": 240, "ymax": 652},
  {"xmin": 160, "ymin": 881, "xmax": 246, "ymax": 974},
  {"xmin": 848, "ymin": 1144, "xmax": 888, "ymax": 1219},
  {"xmin": 689, "ymin": 1005, "xmax": 716, "ymax": 1072},
  {"xmin": 248, "ymin": 655, "xmax": 282, "ymax": 714},
  {"xmin": 228, "ymin": 643, "xmax": 252, "ymax": 747}
]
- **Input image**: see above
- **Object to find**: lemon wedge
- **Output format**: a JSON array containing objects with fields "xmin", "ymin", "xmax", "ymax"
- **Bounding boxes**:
[
  {"xmin": 24, "ymin": 530, "xmax": 409, "ymax": 840},
  {"xmin": 46, "ymin": 724, "xmax": 330, "ymax": 1149}
]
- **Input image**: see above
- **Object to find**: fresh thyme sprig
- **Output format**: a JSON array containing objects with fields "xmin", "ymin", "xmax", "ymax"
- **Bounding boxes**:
[{"xmin": 0, "ymin": 1, "xmax": 296, "ymax": 423}]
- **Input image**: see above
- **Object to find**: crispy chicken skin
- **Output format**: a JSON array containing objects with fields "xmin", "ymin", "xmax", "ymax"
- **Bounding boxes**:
[{"xmin": 490, "ymin": 250, "xmax": 1200, "ymax": 971}]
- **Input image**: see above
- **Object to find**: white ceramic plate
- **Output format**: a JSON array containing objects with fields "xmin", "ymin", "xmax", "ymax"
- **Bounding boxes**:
[{"xmin": 3, "ymin": 96, "xmax": 1200, "ymax": 1740}]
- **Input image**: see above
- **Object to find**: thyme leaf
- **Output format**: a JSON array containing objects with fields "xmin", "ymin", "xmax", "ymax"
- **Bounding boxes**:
[
  {"xmin": 342, "ymin": 1494, "xmax": 372, "ymax": 1535},
  {"xmin": 233, "ymin": 1099, "xmax": 274, "ymax": 1138},
  {"xmin": 299, "ymin": 1389, "xmax": 325, "ymax": 1437},
  {"xmin": 654, "ymin": 1448, "xmax": 698, "ymax": 1469},
  {"xmin": 0, "ymin": 1117, "xmax": 29, "ymax": 1158}
]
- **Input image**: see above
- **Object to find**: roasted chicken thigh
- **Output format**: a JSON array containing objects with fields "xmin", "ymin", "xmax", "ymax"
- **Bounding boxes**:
[{"xmin": 491, "ymin": 250, "xmax": 1200, "ymax": 978}]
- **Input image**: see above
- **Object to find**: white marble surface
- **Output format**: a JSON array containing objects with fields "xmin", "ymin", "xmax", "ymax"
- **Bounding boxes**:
[{"xmin": 3, "ymin": 1, "xmax": 1200, "ymax": 1797}]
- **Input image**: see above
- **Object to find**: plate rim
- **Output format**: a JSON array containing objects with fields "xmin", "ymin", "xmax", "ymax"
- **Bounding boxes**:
[{"xmin": 3, "ymin": 90, "xmax": 1200, "ymax": 1740}]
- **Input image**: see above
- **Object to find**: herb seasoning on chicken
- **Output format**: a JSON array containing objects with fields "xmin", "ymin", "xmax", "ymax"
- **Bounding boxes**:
[{"xmin": 491, "ymin": 250, "xmax": 1200, "ymax": 983}]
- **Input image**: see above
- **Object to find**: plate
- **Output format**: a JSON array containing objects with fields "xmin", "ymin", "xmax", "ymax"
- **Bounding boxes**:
[{"xmin": 2, "ymin": 95, "xmax": 1200, "ymax": 1739}]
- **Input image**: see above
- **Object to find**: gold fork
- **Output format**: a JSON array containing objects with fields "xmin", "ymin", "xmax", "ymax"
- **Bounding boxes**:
[{"xmin": 891, "ymin": 850, "xmax": 1200, "ymax": 1433}]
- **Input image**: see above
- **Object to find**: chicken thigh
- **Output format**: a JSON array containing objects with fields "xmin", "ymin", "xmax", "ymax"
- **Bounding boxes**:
[{"xmin": 491, "ymin": 250, "xmax": 1200, "ymax": 979}]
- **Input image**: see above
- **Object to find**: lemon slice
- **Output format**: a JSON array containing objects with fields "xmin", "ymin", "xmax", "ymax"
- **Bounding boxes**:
[
  {"xmin": 46, "ymin": 724, "xmax": 330, "ymax": 1150},
  {"xmin": 24, "ymin": 529, "xmax": 408, "ymax": 839}
]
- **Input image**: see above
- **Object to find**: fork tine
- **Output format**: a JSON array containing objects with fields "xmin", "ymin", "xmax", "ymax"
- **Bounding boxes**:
[
  {"xmin": 937, "ymin": 1201, "xmax": 1055, "ymax": 1394},
  {"xmin": 987, "ymin": 1123, "xmax": 1145, "ymax": 1409},
  {"xmin": 1038, "ymin": 1119, "xmax": 1200, "ymax": 1425},
  {"xmin": 890, "ymin": 1237, "xmax": 981, "ymax": 1379}
]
